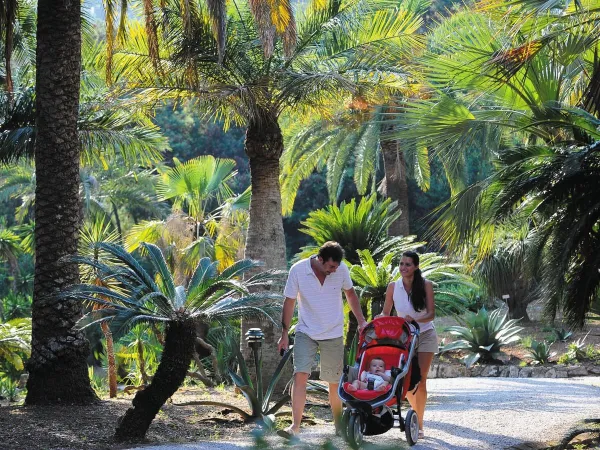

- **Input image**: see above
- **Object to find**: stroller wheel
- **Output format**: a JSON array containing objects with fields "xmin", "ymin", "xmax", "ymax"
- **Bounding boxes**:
[
  {"xmin": 347, "ymin": 412, "xmax": 364, "ymax": 449},
  {"xmin": 405, "ymin": 408, "xmax": 419, "ymax": 446},
  {"xmin": 340, "ymin": 408, "xmax": 352, "ymax": 440}
]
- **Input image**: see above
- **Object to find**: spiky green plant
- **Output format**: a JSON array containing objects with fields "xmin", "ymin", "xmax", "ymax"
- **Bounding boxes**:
[
  {"xmin": 298, "ymin": 195, "xmax": 413, "ymax": 265},
  {"xmin": 440, "ymin": 307, "xmax": 523, "ymax": 367},
  {"xmin": 525, "ymin": 340, "xmax": 555, "ymax": 365},
  {"xmin": 61, "ymin": 242, "xmax": 285, "ymax": 440},
  {"xmin": 553, "ymin": 328, "xmax": 573, "ymax": 343},
  {"xmin": 176, "ymin": 346, "xmax": 294, "ymax": 429}
]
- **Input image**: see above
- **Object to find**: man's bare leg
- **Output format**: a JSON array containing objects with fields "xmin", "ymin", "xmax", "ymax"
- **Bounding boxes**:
[
  {"xmin": 328, "ymin": 382, "xmax": 342, "ymax": 431},
  {"xmin": 288, "ymin": 372, "xmax": 310, "ymax": 433}
]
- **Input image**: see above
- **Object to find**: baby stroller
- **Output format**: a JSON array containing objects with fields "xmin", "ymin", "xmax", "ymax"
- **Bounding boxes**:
[{"xmin": 338, "ymin": 316, "xmax": 421, "ymax": 448}]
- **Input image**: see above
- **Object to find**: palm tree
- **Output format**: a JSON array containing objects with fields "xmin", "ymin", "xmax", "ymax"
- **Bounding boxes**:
[
  {"xmin": 113, "ymin": 0, "xmax": 423, "ymax": 268},
  {"xmin": 111, "ymin": 0, "xmax": 415, "ymax": 380},
  {"xmin": 79, "ymin": 216, "xmax": 122, "ymax": 398},
  {"xmin": 24, "ymin": 0, "xmax": 97, "ymax": 405},
  {"xmin": 281, "ymin": 106, "xmax": 431, "ymax": 236},
  {"xmin": 126, "ymin": 155, "xmax": 250, "ymax": 277},
  {"xmin": 62, "ymin": 242, "xmax": 284, "ymax": 440},
  {"xmin": 391, "ymin": 4, "xmax": 600, "ymax": 327}
]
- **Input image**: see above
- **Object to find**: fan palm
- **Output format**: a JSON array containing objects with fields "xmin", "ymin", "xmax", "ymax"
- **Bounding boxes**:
[
  {"xmin": 62, "ymin": 242, "xmax": 285, "ymax": 440},
  {"xmin": 126, "ymin": 156, "xmax": 249, "ymax": 275}
]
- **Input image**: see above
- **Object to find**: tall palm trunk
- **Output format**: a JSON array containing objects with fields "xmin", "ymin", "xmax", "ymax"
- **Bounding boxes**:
[
  {"xmin": 241, "ymin": 112, "xmax": 289, "ymax": 390},
  {"xmin": 25, "ymin": 0, "xmax": 96, "ymax": 405},
  {"xmin": 382, "ymin": 138, "xmax": 410, "ymax": 236},
  {"xmin": 115, "ymin": 319, "xmax": 196, "ymax": 441}
]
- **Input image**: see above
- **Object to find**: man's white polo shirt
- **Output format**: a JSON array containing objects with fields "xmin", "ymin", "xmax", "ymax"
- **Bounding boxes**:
[{"xmin": 283, "ymin": 256, "xmax": 353, "ymax": 340}]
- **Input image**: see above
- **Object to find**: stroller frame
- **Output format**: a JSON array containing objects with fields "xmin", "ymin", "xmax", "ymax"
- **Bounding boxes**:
[{"xmin": 338, "ymin": 317, "xmax": 421, "ymax": 447}]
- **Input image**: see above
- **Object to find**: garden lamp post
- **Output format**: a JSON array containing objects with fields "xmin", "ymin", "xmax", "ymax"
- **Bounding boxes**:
[{"xmin": 245, "ymin": 328, "xmax": 264, "ymax": 405}]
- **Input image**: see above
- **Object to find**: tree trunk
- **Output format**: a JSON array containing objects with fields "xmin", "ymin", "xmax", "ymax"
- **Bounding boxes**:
[
  {"xmin": 241, "ymin": 112, "xmax": 289, "ymax": 392},
  {"xmin": 25, "ymin": 0, "xmax": 96, "ymax": 405},
  {"xmin": 381, "ymin": 139, "xmax": 410, "ymax": 236},
  {"xmin": 506, "ymin": 277, "xmax": 531, "ymax": 322},
  {"xmin": 115, "ymin": 319, "xmax": 196, "ymax": 441},
  {"xmin": 101, "ymin": 322, "xmax": 118, "ymax": 398}
]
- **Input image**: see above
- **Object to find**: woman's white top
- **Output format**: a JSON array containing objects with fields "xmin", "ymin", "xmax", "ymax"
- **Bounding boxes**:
[{"xmin": 392, "ymin": 279, "xmax": 434, "ymax": 332}]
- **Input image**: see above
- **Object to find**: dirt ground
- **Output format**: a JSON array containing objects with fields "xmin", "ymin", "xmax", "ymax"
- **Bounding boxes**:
[{"xmin": 0, "ymin": 386, "xmax": 331, "ymax": 450}]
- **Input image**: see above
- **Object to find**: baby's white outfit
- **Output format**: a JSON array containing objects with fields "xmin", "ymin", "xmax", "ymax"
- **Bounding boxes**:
[{"xmin": 360, "ymin": 370, "xmax": 391, "ymax": 389}]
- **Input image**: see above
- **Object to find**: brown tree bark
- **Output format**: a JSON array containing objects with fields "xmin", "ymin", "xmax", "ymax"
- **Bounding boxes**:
[
  {"xmin": 25, "ymin": 0, "xmax": 96, "ymax": 405},
  {"xmin": 381, "ymin": 138, "xmax": 410, "ymax": 237},
  {"xmin": 241, "ymin": 111, "xmax": 290, "ymax": 391},
  {"xmin": 115, "ymin": 319, "xmax": 196, "ymax": 441},
  {"xmin": 101, "ymin": 322, "xmax": 118, "ymax": 398}
]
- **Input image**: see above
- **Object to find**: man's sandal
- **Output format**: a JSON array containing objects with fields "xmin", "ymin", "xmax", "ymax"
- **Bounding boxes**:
[
  {"xmin": 418, "ymin": 430, "xmax": 425, "ymax": 439},
  {"xmin": 277, "ymin": 427, "xmax": 299, "ymax": 441}
]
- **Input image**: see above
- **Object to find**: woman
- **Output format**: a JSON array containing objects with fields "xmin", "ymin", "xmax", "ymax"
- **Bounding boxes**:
[{"xmin": 381, "ymin": 251, "xmax": 436, "ymax": 439}]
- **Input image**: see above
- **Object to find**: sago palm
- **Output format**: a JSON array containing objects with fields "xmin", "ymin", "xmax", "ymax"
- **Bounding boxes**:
[{"xmin": 62, "ymin": 242, "xmax": 284, "ymax": 440}]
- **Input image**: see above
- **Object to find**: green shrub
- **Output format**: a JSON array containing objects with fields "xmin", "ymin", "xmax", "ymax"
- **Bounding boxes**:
[
  {"xmin": 557, "ymin": 353, "xmax": 574, "ymax": 365},
  {"xmin": 553, "ymin": 328, "xmax": 573, "ymax": 342},
  {"xmin": 521, "ymin": 335, "xmax": 533, "ymax": 348},
  {"xmin": 440, "ymin": 307, "xmax": 523, "ymax": 367},
  {"xmin": 525, "ymin": 340, "xmax": 555, "ymax": 365},
  {"xmin": 567, "ymin": 338, "xmax": 588, "ymax": 361}
]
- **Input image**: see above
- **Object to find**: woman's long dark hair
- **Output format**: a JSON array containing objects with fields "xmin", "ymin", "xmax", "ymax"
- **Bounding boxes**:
[{"xmin": 403, "ymin": 251, "xmax": 426, "ymax": 312}]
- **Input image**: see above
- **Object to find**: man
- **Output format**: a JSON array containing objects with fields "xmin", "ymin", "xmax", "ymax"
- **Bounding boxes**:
[{"xmin": 277, "ymin": 241, "xmax": 368, "ymax": 438}]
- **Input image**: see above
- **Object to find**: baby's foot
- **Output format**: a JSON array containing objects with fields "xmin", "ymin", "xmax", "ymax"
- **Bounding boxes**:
[{"xmin": 346, "ymin": 384, "xmax": 358, "ymax": 392}]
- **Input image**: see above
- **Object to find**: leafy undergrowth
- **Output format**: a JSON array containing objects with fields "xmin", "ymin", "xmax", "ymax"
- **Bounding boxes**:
[{"xmin": 436, "ymin": 316, "xmax": 600, "ymax": 368}]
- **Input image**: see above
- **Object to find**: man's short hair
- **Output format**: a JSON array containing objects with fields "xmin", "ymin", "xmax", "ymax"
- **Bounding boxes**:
[{"xmin": 318, "ymin": 241, "xmax": 344, "ymax": 263}]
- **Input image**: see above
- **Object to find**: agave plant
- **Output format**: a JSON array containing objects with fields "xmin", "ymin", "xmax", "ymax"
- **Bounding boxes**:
[
  {"xmin": 181, "ymin": 345, "xmax": 293, "ymax": 429},
  {"xmin": 525, "ymin": 340, "xmax": 555, "ymax": 365},
  {"xmin": 440, "ymin": 307, "xmax": 523, "ymax": 367},
  {"xmin": 61, "ymin": 242, "xmax": 284, "ymax": 441},
  {"xmin": 553, "ymin": 328, "xmax": 573, "ymax": 343}
]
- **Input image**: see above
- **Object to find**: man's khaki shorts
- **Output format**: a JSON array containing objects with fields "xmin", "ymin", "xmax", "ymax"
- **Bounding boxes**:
[{"xmin": 293, "ymin": 332, "xmax": 343, "ymax": 384}]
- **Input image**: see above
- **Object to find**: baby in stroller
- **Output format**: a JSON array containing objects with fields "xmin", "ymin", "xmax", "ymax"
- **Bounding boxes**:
[
  {"xmin": 338, "ymin": 316, "xmax": 421, "ymax": 448},
  {"xmin": 347, "ymin": 357, "xmax": 391, "ymax": 392}
]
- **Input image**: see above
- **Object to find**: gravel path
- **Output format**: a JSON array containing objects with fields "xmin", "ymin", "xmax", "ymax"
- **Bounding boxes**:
[{"xmin": 128, "ymin": 376, "xmax": 600, "ymax": 450}]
